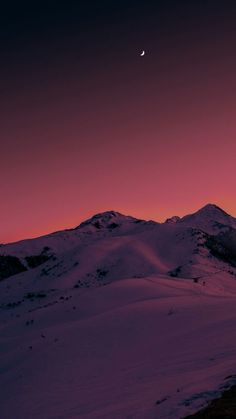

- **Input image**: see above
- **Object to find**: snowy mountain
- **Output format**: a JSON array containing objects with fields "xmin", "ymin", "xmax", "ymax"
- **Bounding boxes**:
[
  {"xmin": 1, "ymin": 204, "xmax": 236, "ymax": 418},
  {"xmin": 1, "ymin": 204, "xmax": 235, "ymax": 288},
  {"xmin": 179, "ymin": 203, "xmax": 236, "ymax": 233}
]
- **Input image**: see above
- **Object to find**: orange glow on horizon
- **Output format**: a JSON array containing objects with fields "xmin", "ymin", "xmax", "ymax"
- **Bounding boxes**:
[{"xmin": 1, "ymin": 5, "xmax": 236, "ymax": 243}]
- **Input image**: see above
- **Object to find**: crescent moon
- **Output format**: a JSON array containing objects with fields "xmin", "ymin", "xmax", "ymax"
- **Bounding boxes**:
[{"xmin": 140, "ymin": 50, "xmax": 145, "ymax": 56}]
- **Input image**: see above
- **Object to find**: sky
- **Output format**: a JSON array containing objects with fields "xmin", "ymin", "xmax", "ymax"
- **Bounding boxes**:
[{"xmin": 1, "ymin": 0, "xmax": 236, "ymax": 243}]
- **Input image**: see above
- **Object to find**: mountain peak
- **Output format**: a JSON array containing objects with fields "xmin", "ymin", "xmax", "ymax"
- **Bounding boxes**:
[
  {"xmin": 183, "ymin": 203, "xmax": 231, "ymax": 220},
  {"xmin": 77, "ymin": 210, "xmax": 136, "ymax": 230},
  {"xmin": 197, "ymin": 203, "xmax": 230, "ymax": 216},
  {"xmin": 180, "ymin": 203, "xmax": 236, "ymax": 233},
  {"xmin": 165, "ymin": 215, "xmax": 181, "ymax": 224}
]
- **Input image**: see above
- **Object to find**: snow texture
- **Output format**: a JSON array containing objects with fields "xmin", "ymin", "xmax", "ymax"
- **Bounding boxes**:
[{"xmin": 1, "ymin": 204, "xmax": 236, "ymax": 418}]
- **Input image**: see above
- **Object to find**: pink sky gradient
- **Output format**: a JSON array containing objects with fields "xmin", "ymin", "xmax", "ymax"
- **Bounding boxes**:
[{"xmin": 1, "ymin": 5, "xmax": 236, "ymax": 243}]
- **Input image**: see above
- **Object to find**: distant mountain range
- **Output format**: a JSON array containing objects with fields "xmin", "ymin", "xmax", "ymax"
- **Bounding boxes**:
[
  {"xmin": 0, "ymin": 203, "xmax": 236, "ymax": 286},
  {"xmin": 1, "ymin": 204, "xmax": 236, "ymax": 419}
]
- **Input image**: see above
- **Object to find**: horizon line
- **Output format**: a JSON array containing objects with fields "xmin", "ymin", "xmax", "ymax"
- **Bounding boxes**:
[{"xmin": 1, "ymin": 202, "xmax": 235, "ymax": 246}]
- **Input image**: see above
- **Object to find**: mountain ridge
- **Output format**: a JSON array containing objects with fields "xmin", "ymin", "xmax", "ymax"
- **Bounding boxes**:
[
  {"xmin": 2, "ymin": 203, "xmax": 235, "ymax": 246},
  {"xmin": 0, "ymin": 202, "xmax": 236, "ymax": 287},
  {"xmin": 1, "ymin": 203, "xmax": 236, "ymax": 419}
]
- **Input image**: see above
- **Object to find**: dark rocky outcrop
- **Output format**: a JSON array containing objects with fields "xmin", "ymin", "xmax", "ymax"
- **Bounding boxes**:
[{"xmin": 0, "ymin": 255, "xmax": 27, "ymax": 280}]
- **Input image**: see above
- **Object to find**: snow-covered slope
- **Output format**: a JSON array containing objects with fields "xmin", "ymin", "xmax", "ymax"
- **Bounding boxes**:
[
  {"xmin": 1, "ymin": 204, "xmax": 236, "ymax": 418},
  {"xmin": 179, "ymin": 203, "xmax": 236, "ymax": 233},
  {"xmin": 1, "ymin": 205, "xmax": 236, "ymax": 289}
]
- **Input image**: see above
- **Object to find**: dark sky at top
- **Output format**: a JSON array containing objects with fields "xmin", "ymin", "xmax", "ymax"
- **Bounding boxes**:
[
  {"xmin": 2, "ymin": 1, "xmax": 236, "ymax": 58},
  {"xmin": 1, "ymin": 1, "xmax": 236, "ymax": 242},
  {"xmin": 1, "ymin": 1, "xmax": 236, "ymax": 103}
]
